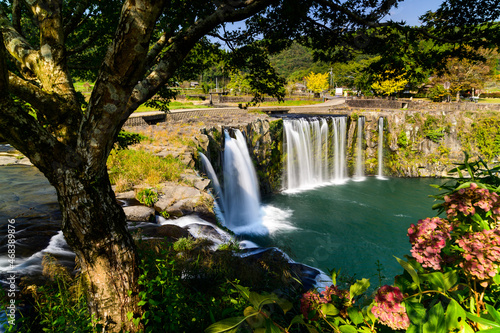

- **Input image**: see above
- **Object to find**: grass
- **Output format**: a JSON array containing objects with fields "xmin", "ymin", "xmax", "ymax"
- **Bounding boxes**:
[
  {"xmin": 478, "ymin": 98, "xmax": 500, "ymax": 103},
  {"xmin": 108, "ymin": 149, "xmax": 186, "ymax": 192}
]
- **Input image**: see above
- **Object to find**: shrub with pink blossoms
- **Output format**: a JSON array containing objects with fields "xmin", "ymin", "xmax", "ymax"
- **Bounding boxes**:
[
  {"xmin": 457, "ymin": 229, "xmax": 500, "ymax": 286},
  {"xmin": 300, "ymin": 285, "xmax": 350, "ymax": 319},
  {"xmin": 443, "ymin": 182, "xmax": 500, "ymax": 227},
  {"xmin": 371, "ymin": 285, "xmax": 410, "ymax": 331},
  {"xmin": 408, "ymin": 217, "xmax": 453, "ymax": 270}
]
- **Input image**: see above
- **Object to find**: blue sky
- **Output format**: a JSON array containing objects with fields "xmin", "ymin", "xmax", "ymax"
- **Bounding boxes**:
[{"xmin": 385, "ymin": 0, "xmax": 442, "ymax": 25}]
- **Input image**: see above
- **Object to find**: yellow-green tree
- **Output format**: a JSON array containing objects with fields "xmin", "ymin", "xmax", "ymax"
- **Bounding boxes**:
[
  {"xmin": 305, "ymin": 72, "xmax": 329, "ymax": 93},
  {"xmin": 371, "ymin": 70, "xmax": 408, "ymax": 97}
]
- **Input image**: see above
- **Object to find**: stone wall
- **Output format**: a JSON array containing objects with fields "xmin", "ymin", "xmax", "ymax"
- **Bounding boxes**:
[
  {"xmin": 346, "ymin": 98, "xmax": 500, "ymax": 112},
  {"xmin": 330, "ymin": 109, "xmax": 500, "ymax": 177}
]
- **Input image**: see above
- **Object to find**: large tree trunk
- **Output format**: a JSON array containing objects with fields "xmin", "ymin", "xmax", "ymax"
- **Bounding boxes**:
[{"xmin": 49, "ymin": 166, "xmax": 141, "ymax": 332}]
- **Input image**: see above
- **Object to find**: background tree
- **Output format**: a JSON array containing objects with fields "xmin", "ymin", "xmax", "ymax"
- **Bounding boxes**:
[
  {"xmin": 430, "ymin": 47, "xmax": 498, "ymax": 101},
  {"xmin": 371, "ymin": 69, "xmax": 409, "ymax": 98},
  {"xmin": 305, "ymin": 72, "xmax": 329, "ymax": 96}
]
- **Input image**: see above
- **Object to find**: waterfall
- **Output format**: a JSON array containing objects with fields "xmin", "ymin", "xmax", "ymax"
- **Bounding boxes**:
[
  {"xmin": 332, "ymin": 117, "xmax": 347, "ymax": 183},
  {"xmin": 377, "ymin": 117, "xmax": 386, "ymax": 180},
  {"xmin": 283, "ymin": 117, "xmax": 348, "ymax": 191},
  {"xmin": 199, "ymin": 153, "xmax": 225, "ymax": 214},
  {"xmin": 353, "ymin": 116, "xmax": 365, "ymax": 181},
  {"xmin": 200, "ymin": 129, "xmax": 265, "ymax": 235}
]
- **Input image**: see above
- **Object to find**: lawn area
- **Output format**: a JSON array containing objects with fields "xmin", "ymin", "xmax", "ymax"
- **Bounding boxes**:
[{"xmin": 478, "ymin": 98, "xmax": 500, "ymax": 103}]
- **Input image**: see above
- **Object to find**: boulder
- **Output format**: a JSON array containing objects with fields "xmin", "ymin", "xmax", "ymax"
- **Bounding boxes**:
[{"xmin": 123, "ymin": 205, "xmax": 156, "ymax": 222}]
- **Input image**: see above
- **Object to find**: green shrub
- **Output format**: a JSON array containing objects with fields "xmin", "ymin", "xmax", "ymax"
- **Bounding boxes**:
[
  {"xmin": 173, "ymin": 237, "xmax": 196, "ymax": 252},
  {"xmin": 0, "ymin": 255, "xmax": 95, "ymax": 332},
  {"xmin": 136, "ymin": 188, "xmax": 159, "ymax": 207},
  {"xmin": 397, "ymin": 130, "xmax": 408, "ymax": 147},
  {"xmin": 115, "ymin": 130, "xmax": 146, "ymax": 149},
  {"xmin": 130, "ymin": 241, "xmax": 249, "ymax": 332}
]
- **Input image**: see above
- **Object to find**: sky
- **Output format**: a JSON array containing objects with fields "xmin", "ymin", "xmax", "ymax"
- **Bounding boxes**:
[{"xmin": 385, "ymin": 0, "xmax": 442, "ymax": 26}]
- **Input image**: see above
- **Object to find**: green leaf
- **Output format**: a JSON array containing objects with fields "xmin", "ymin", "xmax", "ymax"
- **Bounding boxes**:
[
  {"xmin": 423, "ymin": 302, "xmax": 445, "ymax": 333},
  {"xmin": 406, "ymin": 323, "xmax": 422, "ymax": 333},
  {"xmin": 445, "ymin": 299, "xmax": 466, "ymax": 331},
  {"xmin": 205, "ymin": 316, "xmax": 251, "ymax": 333},
  {"xmin": 248, "ymin": 291, "xmax": 281, "ymax": 309},
  {"xmin": 289, "ymin": 315, "xmax": 305, "ymax": 326},
  {"xmin": 406, "ymin": 301, "xmax": 427, "ymax": 325},
  {"xmin": 471, "ymin": 213, "xmax": 490, "ymax": 230},
  {"xmin": 347, "ymin": 307, "xmax": 364, "ymax": 325},
  {"xmin": 476, "ymin": 329, "xmax": 500, "ymax": 333},
  {"xmin": 421, "ymin": 272, "xmax": 446, "ymax": 291},
  {"xmin": 320, "ymin": 303, "xmax": 340, "ymax": 316},
  {"xmin": 265, "ymin": 319, "xmax": 282, "ymax": 333},
  {"xmin": 395, "ymin": 256, "xmax": 420, "ymax": 288},
  {"xmin": 339, "ymin": 324, "xmax": 357, "ymax": 333},
  {"xmin": 126, "ymin": 312, "xmax": 134, "ymax": 321},
  {"xmin": 443, "ymin": 270, "xmax": 459, "ymax": 290},
  {"xmin": 276, "ymin": 298, "xmax": 293, "ymax": 314},
  {"xmin": 349, "ymin": 278, "xmax": 370, "ymax": 299},
  {"xmin": 331, "ymin": 268, "xmax": 340, "ymax": 286},
  {"xmin": 233, "ymin": 284, "xmax": 251, "ymax": 300},
  {"xmin": 486, "ymin": 304, "xmax": 500, "ymax": 324},
  {"xmin": 467, "ymin": 313, "xmax": 500, "ymax": 328}
]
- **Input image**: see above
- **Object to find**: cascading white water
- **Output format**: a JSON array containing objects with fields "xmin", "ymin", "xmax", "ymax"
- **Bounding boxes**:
[
  {"xmin": 199, "ymin": 129, "xmax": 265, "ymax": 234},
  {"xmin": 332, "ymin": 117, "xmax": 347, "ymax": 183},
  {"xmin": 199, "ymin": 153, "xmax": 225, "ymax": 214},
  {"xmin": 377, "ymin": 117, "xmax": 386, "ymax": 179},
  {"xmin": 283, "ymin": 117, "xmax": 348, "ymax": 191},
  {"xmin": 353, "ymin": 116, "xmax": 365, "ymax": 181}
]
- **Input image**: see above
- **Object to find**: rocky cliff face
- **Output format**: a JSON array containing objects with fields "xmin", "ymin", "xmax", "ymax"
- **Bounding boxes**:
[
  {"xmin": 331, "ymin": 109, "xmax": 499, "ymax": 177},
  {"xmin": 195, "ymin": 109, "xmax": 500, "ymax": 197}
]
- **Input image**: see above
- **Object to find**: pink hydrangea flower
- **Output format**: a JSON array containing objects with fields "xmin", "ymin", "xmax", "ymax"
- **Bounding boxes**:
[
  {"xmin": 300, "ymin": 285, "xmax": 350, "ymax": 319},
  {"xmin": 408, "ymin": 217, "xmax": 453, "ymax": 270},
  {"xmin": 457, "ymin": 229, "xmax": 500, "ymax": 285},
  {"xmin": 443, "ymin": 183, "xmax": 500, "ymax": 227},
  {"xmin": 371, "ymin": 285, "xmax": 410, "ymax": 330}
]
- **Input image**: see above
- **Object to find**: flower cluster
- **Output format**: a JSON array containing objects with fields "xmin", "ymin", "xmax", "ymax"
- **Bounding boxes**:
[
  {"xmin": 443, "ymin": 182, "xmax": 500, "ymax": 226},
  {"xmin": 300, "ymin": 285, "xmax": 350, "ymax": 319},
  {"xmin": 371, "ymin": 285, "xmax": 410, "ymax": 331},
  {"xmin": 408, "ymin": 217, "xmax": 453, "ymax": 270},
  {"xmin": 457, "ymin": 229, "xmax": 500, "ymax": 285}
]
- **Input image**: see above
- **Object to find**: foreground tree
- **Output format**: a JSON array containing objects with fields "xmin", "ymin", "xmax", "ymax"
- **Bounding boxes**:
[{"xmin": 1, "ymin": 0, "xmax": 499, "ymax": 331}]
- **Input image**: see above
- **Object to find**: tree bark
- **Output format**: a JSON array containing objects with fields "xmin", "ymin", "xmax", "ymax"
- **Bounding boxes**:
[{"xmin": 49, "ymin": 166, "xmax": 141, "ymax": 332}]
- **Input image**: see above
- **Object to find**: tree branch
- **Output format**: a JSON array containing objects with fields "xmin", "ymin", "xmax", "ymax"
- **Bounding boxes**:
[
  {"xmin": 128, "ymin": 0, "xmax": 275, "ymax": 111},
  {"xmin": 0, "ymin": 7, "xmax": 40, "ymax": 75},
  {"xmin": 0, "ymin": 32, "xmax": 66, "ymax": 176},
  {"xmin": 63, "ymin": 0, "xmax": 91, "ymax": 37},
  {"xmin": 8, "ymin": 72, "xmax": 64, "ymax": 122},
  {"xmin": 81, "ymin": 0, "xmax": 167, "ymax": 170}
]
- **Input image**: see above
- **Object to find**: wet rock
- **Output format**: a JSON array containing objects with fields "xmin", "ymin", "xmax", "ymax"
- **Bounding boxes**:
[
  {"xmin": 115, "ymin": 191, "xmax": 136, "ymax": 200},
  {"xmin": 181, "ymin": 173, "xmax": 211, "ymax": 191},
  {"xmin": 123, "ymin": 205, "xmax": 156, "ymax": 222}
]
